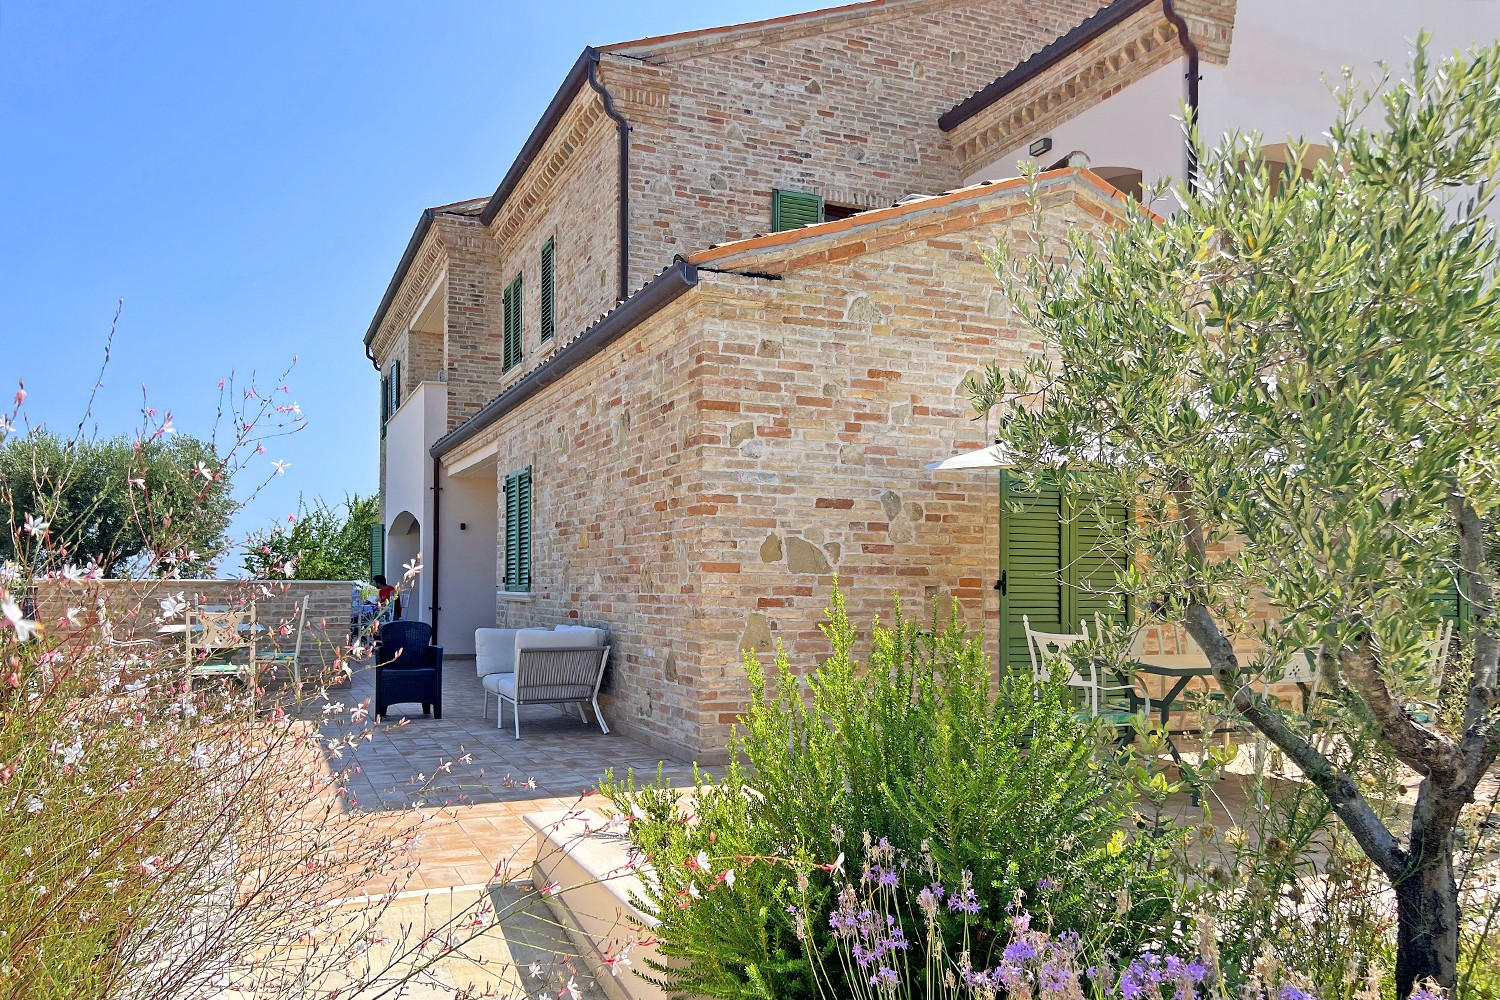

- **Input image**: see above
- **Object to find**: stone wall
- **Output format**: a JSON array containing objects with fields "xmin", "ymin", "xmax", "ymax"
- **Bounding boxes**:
[
  {"xmin": 486, "ymin": 98, "xmax": 623, "ymax": 389},
  {"xmin": 32, "ymin": 579, "xmax": 356, "ymax": 681},
  {"xmin": 437, "ymin": 174, "xmax": 1125, "ymax": 760},
  {"xmin": 603, "ymin": 0, "xmax": 1110, "ymax": 289},
  {"xmin": 442, "ymin": 293, "xmax": 715, "ymax": 759},
  {"xmin": 672, "ymin": 180, "xmax": 1123, "ymax": 751}
]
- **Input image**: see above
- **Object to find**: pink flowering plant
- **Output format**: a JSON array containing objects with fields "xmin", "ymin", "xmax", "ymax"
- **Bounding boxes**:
[{"xmin": 0, "ymin": 358, "xmax": 601, "ymax": 999}]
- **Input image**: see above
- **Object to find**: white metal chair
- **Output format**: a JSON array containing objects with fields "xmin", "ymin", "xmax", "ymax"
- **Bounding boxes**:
[
  {"xmin": 186, "ymin": 604, "xmax": 256, "ymax": 684},
  {"xmin": 1422, "ymin": 619, "xmax": 1456, "ymax": 676},
  {"xmin": 253, "ymin": 595, "xmax": 308, "ymax": 687},
  {"xmin": 1023, "ymin": 614, "xmax": 1096, "ymax": 710},
  {"xmin": 1083, "ymin": 613, "xmax": 1149, "ymax": 719}
]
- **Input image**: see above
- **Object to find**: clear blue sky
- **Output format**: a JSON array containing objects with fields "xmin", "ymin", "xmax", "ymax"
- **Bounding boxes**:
[{"xmin": 0, "ymin": 0, "xmax": 810, "ymax": 562}]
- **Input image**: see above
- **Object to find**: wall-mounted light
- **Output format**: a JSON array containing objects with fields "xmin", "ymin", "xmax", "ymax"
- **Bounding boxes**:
[{"xmin": 1029, "ymin": 137, "xmax": 1053, "ymax": 158}]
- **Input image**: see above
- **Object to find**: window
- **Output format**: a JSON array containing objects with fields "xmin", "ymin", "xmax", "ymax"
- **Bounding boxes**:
[
  {"xmin": 502, "ymin": 273, "xmax": 523, "ymax": 371},
  {"xmin": 997, "ymin": 473, "xmax": 1131, "ymax": 671},
  {"xmin": 367, "ymin": 523, "xmax": 385, "ymax": 581},
  {"xmin": 380, "ymin": 376, "xmax": 389, "ymax": 437},
  {"xmin": 380, "ymin": 360, "xmax": 401, "ymax": 437},
  {"xmin": 771, "ymin": 188, "xmax": 824, "ymax": 232},
  {"xmin": 503, "ymin": 466, "xmax": 533, "ymax": 592},
  {"xmin": 823, "ymin": 203, "xmax": 862, "ymax": 223},
  {"xmin": 540, "ymin": 238, "xmax": 555, "ymax": 342}
]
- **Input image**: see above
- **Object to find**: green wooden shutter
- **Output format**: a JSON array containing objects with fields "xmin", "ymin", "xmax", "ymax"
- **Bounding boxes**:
[
  {"xmin": 503, "ymin": 472, "xmax": 520, "ymax": 590},
  {"xmin": 998, "ymin": 474, "xmax": 1131, "ymax": 671},
  {"xmin": 380, "ymin": 375, "xmax": 390, "ymax": 437},
  {"xmin": 503, "ymin": 273, "xmax": 523, "ymax": 371},
  {"xmin": 516, "ymin": 466, "xmax": 533, "ymax": 590},
  {"xmin": 999, "ymin": 474, "xmax": 1066, "ymax": 671},
  {"xmin": 367, "ymin": 523, "xmax": 384, "ymax": 581},
  {"xmin": 1438, "ymin": 572, "xmax": 1472, "ymax": 632},
  {"xmin": 1066, "ymin": 493, "xmax": 1132, "ymax": 634},
  {"xmin": 540, "ymin": 239, "xmax": 555, "ymax": 342},
  {"xmin": 771, "ymin": 188, "xmax": 824, "ymax": 232},
  {"xmin": 389, "ymin": 360, "xmax": 401, "ymax": 412}
]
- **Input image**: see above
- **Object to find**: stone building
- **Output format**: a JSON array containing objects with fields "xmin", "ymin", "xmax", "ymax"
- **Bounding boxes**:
[{"xmin": 364, "ymin": 0, "xmax": 1498, "ymax": 759}]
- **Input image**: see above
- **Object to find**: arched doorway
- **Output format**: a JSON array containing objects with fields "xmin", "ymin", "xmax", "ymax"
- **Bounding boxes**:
[{"xmin": 387, "ymin": 510, "xmax": 421, "ymax": 622}]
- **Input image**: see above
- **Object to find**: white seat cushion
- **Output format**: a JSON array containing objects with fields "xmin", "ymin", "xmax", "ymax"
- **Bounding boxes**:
[
  {"xmin": 551, "ymin": 624, "xmax": 605, "ymax": 644},
  {"xmin": 515, "ymin": 628, "xmax": 604, "ymax": 655},
  {"xmin": 483, "ymin": 672, "xmax": 517, "ymax": 699}
]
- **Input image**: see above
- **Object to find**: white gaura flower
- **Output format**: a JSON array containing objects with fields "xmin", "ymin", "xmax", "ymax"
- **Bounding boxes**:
[
  {"xmin": 724, "ymin": 868, "xmax": 736, "ymax": 888},
  {"xmin": 403, "ymin": 558, "xmax": 422, "ymax": 579},
  {"xmin": 695, "ymin": 849, "xmax": 711, "ymax": 874},
  {"xmin": 611, "ymin": 944, "xmax": 633, "ymax": 976},
  {"xmin": 2, "ymin": 597, "xmax": 39, "ymax": 642},
  {"xmin": 566, "ymin": 976, "xmax": 581, "ymax": 1000},
  {"xmin": 529, "ymin": 962, "xmax": 543, "ymax": 980},
  {"xmin": 24, "ymin": 796, "xmax": 42, "ymax": 814},
  {"xmin": 64, "ymin": 607, "xmax": 82, "ymax": 627},
  {"xmin": 22, "ymin": 514, "xmax": 49, "ymax": 537},
  {"xmin": 59, "ymin": 564, "xmax": 85, "ymax": 583},
  {"xmin": 272, "ymin": 460, "xmax": 290, "ymax": 475},
  {"xmin": 159, "ymin": 593, "xmax": 186, "ymax": 617}
]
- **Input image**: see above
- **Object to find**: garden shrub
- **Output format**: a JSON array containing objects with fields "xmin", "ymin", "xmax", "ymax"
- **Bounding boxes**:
[{"xmin": 603, "ymin": 587, "xmax": 1179, "ymax": 1000}]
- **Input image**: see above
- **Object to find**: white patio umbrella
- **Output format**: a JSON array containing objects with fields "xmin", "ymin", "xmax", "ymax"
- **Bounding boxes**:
[{"xmin": 923, "ymin": 444, "xmax": 1014, "ymax": 471}]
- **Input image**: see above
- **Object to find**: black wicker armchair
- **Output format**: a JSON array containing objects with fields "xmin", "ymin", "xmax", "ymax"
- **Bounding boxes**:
[{"xmin": 373, "ymin": 620, "xmax": 443, "ymax": 720}]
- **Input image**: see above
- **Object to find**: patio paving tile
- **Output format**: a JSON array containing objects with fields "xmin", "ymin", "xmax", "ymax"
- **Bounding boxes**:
[{"xmin": 302, "ymin": 657, "xmax": 697, "ymax": 897}]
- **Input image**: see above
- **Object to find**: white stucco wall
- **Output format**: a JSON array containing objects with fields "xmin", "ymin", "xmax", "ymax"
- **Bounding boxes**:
[
  {"xmin": 968, "ymin": 0, "xmax": 1500, "ymax": 195},
  {"xmin": 965, "ymin": 59, "xmax": 1188, "ymax": 189},
  {"xmin": 382, "ymin": 381, "xmax": 445, "ymax": 626},
  {"xmin": 436, "ymin": 465, "xmax": 498, "ymax": 658}
]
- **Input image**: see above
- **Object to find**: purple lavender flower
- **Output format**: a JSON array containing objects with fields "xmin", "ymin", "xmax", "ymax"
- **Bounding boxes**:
[
  {"xmin": 869, "ymin": 966, "xmax": 899, "ymax": 990},
  {"xmin": 1003, "ymin": 940, "xmax": 1038, "ymax": 963},
  {"xmin": 1408, "ymin": 990, "xmax": 1439, "ymax": 1000},
  {"xmin": 1037, "ymin": 876, "xmax": 1056, "ymax": 891},
  {"xmin": 1042, "ymin": 962, "xmax": 1076, "ymax": 993},
  {"xmin": 1278, "ymin": 988, "xmax": 1316, "ymax": 1000},
  {"xmin": 946, "ymin": 886, "xmax": 981, "ymax": 915}
]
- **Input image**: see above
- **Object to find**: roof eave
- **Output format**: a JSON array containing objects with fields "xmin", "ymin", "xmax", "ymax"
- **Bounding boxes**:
[
  {"xmin": 363, "ymin": 207, "xmax": 435, "ymax": 353},
  {"xmin": 938, "ymin": 0, "xmax": 1160, "ymax": 132},
  {"xmin": 431, "ymin": 260, "xmax": 700, "ymax": 461},
  {"xmin": 477, "ymin": 48, "xmax": 599, "ymax": 227}
]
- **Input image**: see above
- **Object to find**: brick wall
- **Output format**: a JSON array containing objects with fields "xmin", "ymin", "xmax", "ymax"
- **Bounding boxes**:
[
  {"xmin": 437, "ymin": 173, "xmax": 1124, "ymax": 759},
  {"xmin": 485, "ymin": 101, "xmax": 623, "ymax": 399},
  {"xmin": 604, "ymin": 0, "xmax": 1109, "ymax": 289},
  {"xmin": 32, "ymin": 579, "xmax": 356, "ymax": 681},
  {"xmin": 443, "ymin": 294, "xmax": 716, "ymax": 760},
  {"xmin": 442, "ymin": 214, "xmax": 504, "ymax": 432},
  {"xmin": 945, "ymin": 0, "xmax": 1240, "ymax": 176}
]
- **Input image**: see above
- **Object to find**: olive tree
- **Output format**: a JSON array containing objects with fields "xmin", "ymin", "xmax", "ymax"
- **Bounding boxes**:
[{"xmin": 971, "ymin": 43, "xmax": 1499, "ymax": 996}]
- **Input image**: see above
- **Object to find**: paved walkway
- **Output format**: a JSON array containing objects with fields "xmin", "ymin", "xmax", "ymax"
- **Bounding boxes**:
[{"xmin": 323, "ymin": 658, "xmax": 696, "ymax": 891}]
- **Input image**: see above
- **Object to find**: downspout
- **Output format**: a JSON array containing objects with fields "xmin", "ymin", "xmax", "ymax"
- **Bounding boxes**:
[
  {"xmin": 1160, "ymin": 0, "xmax": 1201, "ymax": 193},
  {"xmin": 584, "ymin": 47, "xmax": 631, "ymax": 302},
  {"xmin": 429, "ymin": 456, "xmax": 442, "ymax": 641}
]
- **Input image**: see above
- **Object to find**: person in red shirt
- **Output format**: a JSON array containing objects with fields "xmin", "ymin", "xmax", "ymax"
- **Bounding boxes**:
[{"xmin": 373, "ymin": 574, "xmax": 401, "ymax": 620}]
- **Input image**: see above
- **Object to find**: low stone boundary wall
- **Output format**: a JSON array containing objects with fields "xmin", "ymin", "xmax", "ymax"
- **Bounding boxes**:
[
  {"xmin": 525, "ymin": 808, "xmax": 671, "ymax": 1000},
  {"xmin": 32, "ymin": 578, "xmax": 356, "ymax": 679}
]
